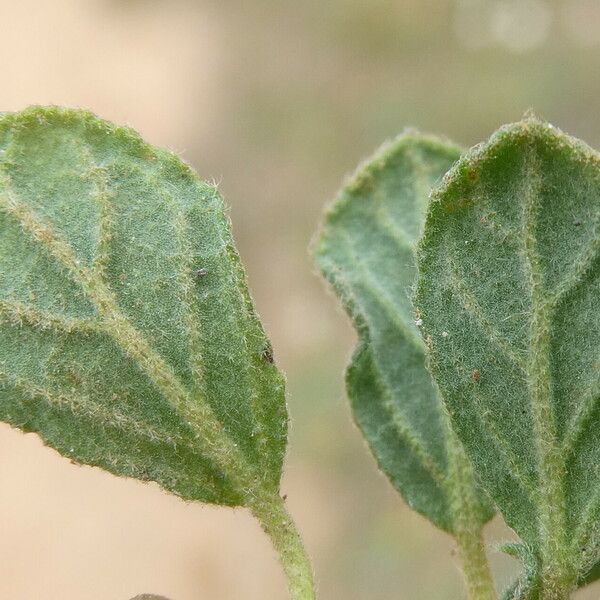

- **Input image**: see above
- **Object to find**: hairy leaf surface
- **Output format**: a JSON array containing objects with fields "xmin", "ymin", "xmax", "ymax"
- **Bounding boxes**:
[
  {"xmin": 315, "ymin": 134, "xmax": 492, "ymax": 532},
  {"xmin": 416, "ymin": 118, "xmax": 600, "ymax": 581},
  {"xmin": 0, "ymin": 106, "xmax": 287, "ymax": 506},
  {"xmin": 501, "ymin": 543, "xmax": 600, "ymax": 599}
]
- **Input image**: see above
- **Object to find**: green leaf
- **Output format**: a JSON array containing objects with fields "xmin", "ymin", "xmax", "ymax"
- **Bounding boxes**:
[
  {"xmin": 501, "ymin": 543, "xmax": 600, "ymax": 600},
  {"xmin": 0, "ymin": 106, "xmax": 287, "ymax": 507},
  {"xmin": 416, "ymin": 118, "xmax": 600, "ymax": 588},
  {"xmin": 315, "ymin": 133, "xmax": 493, "ymax": 533},
  {"xmin": 500, "ymin": 543, "xmax": 542, "ymax": 600},
  {"xmin": 578, "ymin": 558, "xmax": 600, "ymax": 588},
  {"xmin": 500, "ymin": 542, "xmax": 600, "ymax": 599}
]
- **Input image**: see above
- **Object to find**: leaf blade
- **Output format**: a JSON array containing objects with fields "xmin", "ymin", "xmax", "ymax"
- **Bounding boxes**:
[
  {"xmin": 315, "ymin": 133, "xmax": 492, "ymax": 532},
  {"xmin": 347, "ymin": 341, "xmax": 453, "ymax": 527},
  {"xmin": 416, "ymin": 118, "xmax": 600, "ymax": 581},
  {"xmin": 0, "ymin": 106, "xmax": 287, "ymax": 505}
]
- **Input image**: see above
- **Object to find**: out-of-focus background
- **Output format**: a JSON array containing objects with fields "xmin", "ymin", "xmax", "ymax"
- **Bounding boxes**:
[{"xmin": 0, "ymin": 1, "xmax": 598, "ymax": 598}]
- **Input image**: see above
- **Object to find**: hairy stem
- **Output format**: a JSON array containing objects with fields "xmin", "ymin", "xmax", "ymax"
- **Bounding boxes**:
[
  {"xmin": 448, "ymin": 429, "xmax": 497, "ymax": 600},
  {"xmin": 455, "ymin": 524, "xmax": 496, "ymax": 600},
  {"xmin": 537, "ymin": 564, "xmax": 572, "ymax": 600},
  {"xmin": 250, "ymin": 494, "xmax": 316, "ymax": 600}
]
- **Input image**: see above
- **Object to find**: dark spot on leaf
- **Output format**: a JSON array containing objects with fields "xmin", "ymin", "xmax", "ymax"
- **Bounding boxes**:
[
  {"xmin": 471, "ymin": 369, "xmax": 481, "ymax": 382},
  {"xmin": 261, "ymin": 346, "xmax": 274, "ymax": 363}
]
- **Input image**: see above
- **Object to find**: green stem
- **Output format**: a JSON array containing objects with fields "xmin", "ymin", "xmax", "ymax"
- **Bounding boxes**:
[
  {"xmin": 537, "ymin": 567, "xmax": 572, "ymax": 600},
  {"xmin": 455, "ymin": 521, "xmax": 496, "ymax": 600},
  {"xmin": 447, "ymin": 427, "xmax": 497, "ymax": 600},
  {"xmin": 250, "ymin": 493, "xmax": 316, "ymax": 600},
  {"xmin": 538, "ymin": 586, "xmax": 570, "ymax": 600}
]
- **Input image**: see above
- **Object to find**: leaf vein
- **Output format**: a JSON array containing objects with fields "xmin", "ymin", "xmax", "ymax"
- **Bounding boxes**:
[
  {"xmin": 0, "ymin": 184, "xmax": 255, "ymax": 493},
  {"xmin": 519, "ymin": 141, "xmax": 566, "ymax": 567},
  {"xmin": 337, "ymin": 230, "xmax": 424, "ymax": 357},
  {"xmin": 0, "ymin": 369, "xmax": 223, "ymax": 496},
  {"xmin": 560, "ymin": 377, "xmax": 600, "ymax": 460},
  {"xmin": 470, "ymin": 388, "xmax": 538, "ymax": 501},
  {"xmin": 0, "ymin": 299, "xmax": 99, "ymax": 334},
  {"xmin": 550, "ymin": 221, "xmax": 600, "ymax": 309},
  {"xmin": 76, "ymin": 141, "xmax": 114, "ymax": 280},
  {"xmin": 366, "ymin": 348, "xmax": 449, "ymax": 493},
  {"xmin": 446, "ymin": 257, "xmax": 528, "ymax": 374}
]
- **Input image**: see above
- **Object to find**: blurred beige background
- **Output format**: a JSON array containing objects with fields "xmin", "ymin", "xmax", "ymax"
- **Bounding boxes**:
[{"xmin": 0, "ymin": 1, "xmax": 599, "ymax": 599}]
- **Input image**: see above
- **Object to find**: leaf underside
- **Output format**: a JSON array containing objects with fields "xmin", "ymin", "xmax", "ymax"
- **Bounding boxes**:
[
  {"xmin": 0, "ymin": 106, "xmax": 287, "ymax": 506},
  {"xmin": 316, "ymin": 133, "xmax": 492, "ymax": 532},
  {"xmin": 416, "ymin": 118, "xmax": 600, "ymax": 575}
]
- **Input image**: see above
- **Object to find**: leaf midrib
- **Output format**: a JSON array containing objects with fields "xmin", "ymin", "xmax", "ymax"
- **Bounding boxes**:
[{"xmin": 519, "ymin": 140, "xmax": 569, "ymax": 576}]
